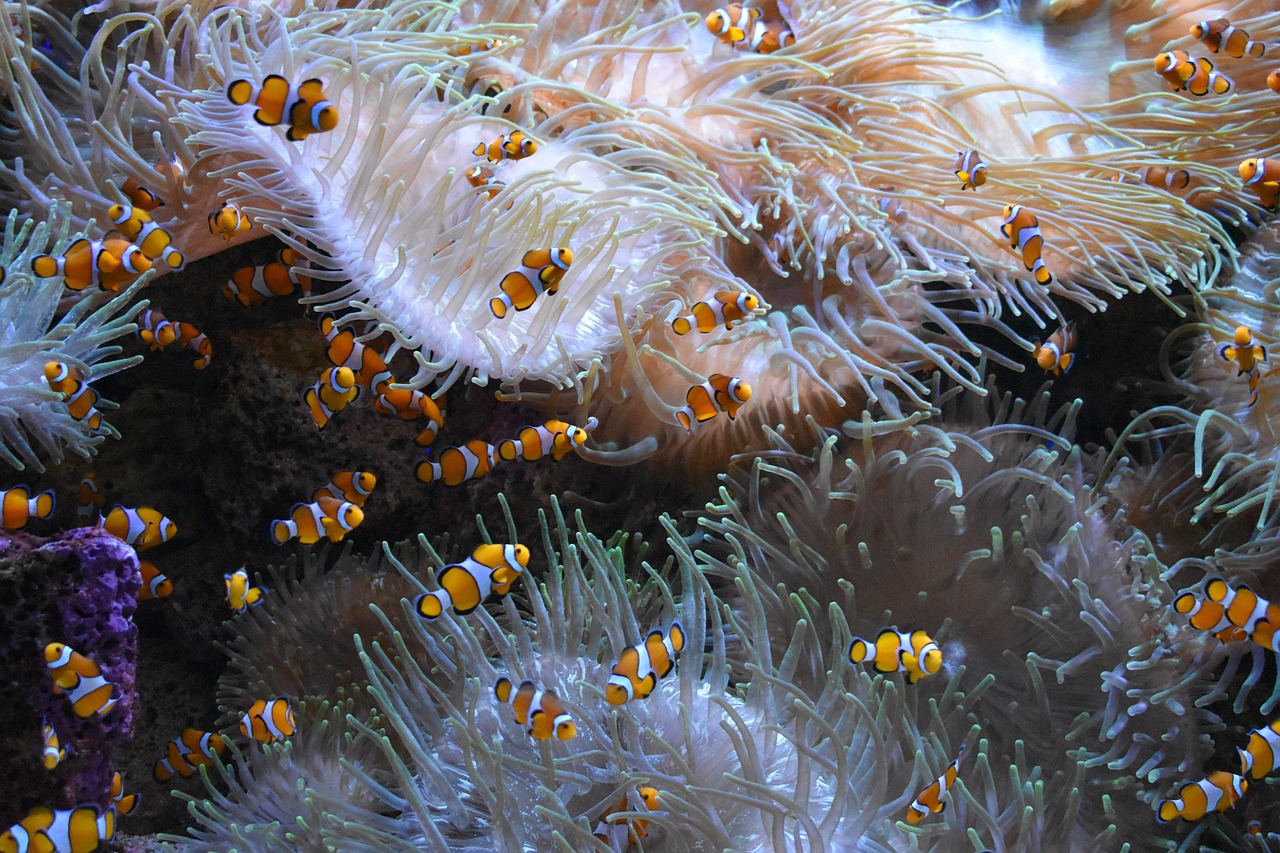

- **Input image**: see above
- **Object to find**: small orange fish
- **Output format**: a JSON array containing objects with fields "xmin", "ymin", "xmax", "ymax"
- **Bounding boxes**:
[
  {"xmin": 674, "ymin": 374, "xmax": 751, "ymax": 431},
  {"xmin": 906, "ymin": 745, "xmax": 964, "ymax": 824},
  {"xmin": 1154, "ymin": 50, "xmax": 1232, "ymax": 96},
  {"xmin": 473, "ymin": 130, "xmax": 536, "ymax": 163},
  {"xmin": 1032, "ymin": 321, "xmax": 1077, "ymax": 376},
  {"xmin": 45, "ymin": 642, "xmax": 118, "ymax": 717},
  {"xmin": 32, "ymin": 237, "xmax": 152, "ymax": 292},
  {"xmin": 208, "ymin": 203, "xmax": 252, "ymax": 241},
  {"xmin": 227, "ymin": 75, "xmax": 338, "ymax": 141},
  {"xmin": 1157, "ymin": 772, "xmax": 1246, "ymax": 823},
  {"xmin": 1191, "ymin": 18, "xmax": 1266, "ymax": 59},
  {"xmin": 415, "ymin": 439, "xmax": 496, "ymax": 486},
  {"xmin": 1218, "ymin": 325, "xmax": 1267, "ymax": 406},
  {"xmin": 1, "ymin": 485, "xmax": 54, "ymax": 530},
  {"xmin": 999, "ymin": 204, "xmax": 1052, "ymax": 285},
  {"xmin": 490, "ymin": 248, "xmax": 573, "ymax": 319},
  {"xmin": 240, "ymin": 698, "xmax": 296, "ymax": 743},
  {"xmin": 705, "ymin": 4, "xmax": 761, "ymax": 46},
  {"xmin": 953, "ymin": 149, "xmax": 987, "ymax": 191},
  {"xmin": 494, "ymin": 677, "xmax": 576, "ymax": 740}
]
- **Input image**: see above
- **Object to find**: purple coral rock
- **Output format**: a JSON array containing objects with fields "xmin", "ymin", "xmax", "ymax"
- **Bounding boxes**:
[{"xmin": 0, "ymin": 526, "xmax": 139, "ymax": 829}]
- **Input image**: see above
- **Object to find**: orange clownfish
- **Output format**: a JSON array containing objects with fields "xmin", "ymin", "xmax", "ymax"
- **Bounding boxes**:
[
  {"xmin": 97, "ymin": 504, "xmax": 177, "ymax": 551},
  {"xmin": 1033, "ymin": 321, "xmax": 1077, "ymax": 375},
  {"xmin": 473, "ymin": 130, "xmax": 537, "ymax": 163},
  {"xmin": 107, "ymin": 204, "xmax": 184, "ymax": 270},
  {"xmin": 32, "ymin": 237, "xmax": 152, "ymax": 292},
  {"xmin": 674, "ymin": 374, "xmax": 751, "ymax": 431},
  {"xmin": 494, "ymin": 677, "xmax": 576, "ymax": 741},
  {"xmin": 45, "ymin": 642, "xmax": 118, "ymax": 718},
  {"xmin": 44, "ymin": 360, "xmax": 85, "ymax": 398},
  {"xmin": 313, "ymin": 471, "xmax": 377, "ymax": 508},
  {"xmin": 1269, "ymin": 70, "xmax": 1280, "ymax": 94},
  {"xmin": 208, "ymin": 202, "xmax": 253, "ymax": 242},
  {"xmin": 109, "ymin": 771, "xmax": 138, "ymax": 817},
  {"xmin": 465, "ymin": 165, "xmax": 505, "ymax": 199},
  {"xmin": 999, "ymin": 204, "xmax": 1052, "ymax": 285},
  {"xmin": 120, "ymin": 158, "xmax": 185, "ymax": 211},
  {"xmin": 415, "ymin": 439, "xmax": 497, "ymax": 486},
  {"xmin": 1112, "ymin": 165, "xmax": 1191, "ymax": 192},
  {"xmin": 225, "ymin": 568, "xmax": 265, "ymax": 612},
  {"xmin": 240, "ymin": 698, "xmax": 296, "ymax": 743},
  {"xmin": 849, "ymin": 627, "xmax": 943, "ymax": 684},
  {"xmin": 954, "ymin": 149, "xmax": 987, "ymax": 191},
  {"xmin": 605, "ymin": 622, "xmax": 685, "ymax": 704},
  {"xmin": 223, "ymin": 247, "xmax": 312, "ymax": 306},
  {"xmin": 593, "ymin": 787, "xmax": 660, "ymax": 846},
  {"xmin": 77, "ymin": 473, "xmax": 106, "ymax": 522},
  {"xmin": 1, "ymin": 485, "xmax": 54, "ymax": 530},
  {"xmin": 270, "ymin": 497, "xmax": 364, "ymax": 545},
  {"xmin": 1173, "ymin": 577, "xmax": 1247, "ymax": 644},
  {"xmin": 1154, "ymin": 50, "xmax": 1232, "ymax": 96},
  {"xmin": 139, "ymin": 560, "xmax": 174, "ymax": 600},
  {"xmin": 496, "ymin": 417, "xmax": 596, "ymax": 463},
  {"xmin": 672, "ymin": 292, "xmax": 761, "ymax": 335},
  {"xmin": 1218, "ymin": 325, "xmax": 1267, "ymax": 406},
  {"xmin": 413, "ymin": 543, "xmax": 530, "ymax": 619},
  {"xmin": 372, "ymin": 385, "xmax": 445, "ymax": 447},
  {"xmin": 705, "ymin": 5, "xmax": 761, "ymax": 46},
  {"xmin": 1191, "ymin": 18, "xmax": 1265, "ymax": 59},
  {"xmin": 303, "ymin": 366, "xmax": 359, "ymax": 429},
  {"xmin": 41, "ymin": 717, "xmax": 65, "ymax": 770},
  {"xmin": 906, "ymin": 745, "xmax": 964, "ymax": 824},
  {"xmin": 227, "ymin": 75, "xmax": 338, "ymax": 141},
  {"xmin": 744, "ymin": 18, "xmax": 795, "ymax": 54},
  {"xmin": 1239, "ymin": 717, "xmax": 1280, "ymax": 781},
  {"xmin": 152, "ymin": 728, "xmax": 227, "ymax": 782},
  {"xmin": 1157, "ymin": 771, "xmax": 1246, "ymax": 823},
  {"xmin": 0, "ymin": 804, "xmax": 116, "ymax": 853},
  {"xmin": 1240, "ymin": 157, "xmax": 1280, "ymax": 209},
  {"xmin": 1174, "ymin": 575, "xmax": 1280, "ymax": 652},
  {"xmin": 171, "ymin": 321, "xmax": 212, "ymax": 370},
  {"xmin": 321, "ymin": 316, "xmax": 393, "ymax": 394},
  {"xmin": 490, "ymin": 247, "xmax": 573, "ymax": 319},
  {"xmin": 136, "ymin": 307, "xmax": 178, "ymax": 350}
]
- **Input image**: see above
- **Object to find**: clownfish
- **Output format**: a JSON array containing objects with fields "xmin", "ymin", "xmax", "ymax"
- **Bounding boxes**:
[
  {"xmin": 64, "ymin": 385, "xmax": 105, "ymax": 431},
  {"xmin": 120, "ymin": 158, "xmax": 185, "ymax": 211},
  {"xmin": 1033, "ymin": 321, "xmax": 1077, "ymax": 376},
  {"xmin": 152, "ymin": 728, "xmax": 227, "ymax": 782},
  {"xmin": 1134, "ymin": 165, "xmax": 1191, "ymax": 191},
  {"xmin": 313, "ymin": 471, "xmax": 377, "ymax": 507},
  {"xmin": 1000, "ymin": 204, "xmax": 1052, "ymax": 285},
  {"xmin": 41, "ymin": 717, "xmax": 65, "ymax": 770},
  {"xmin": 97, "ymin": 505, "xmax": 177, "ymax": 551},
  {"xmin": 1191, "ymin": 18, "xmax": 1266, "ymax": 59},
  {"xmin": 321, "ymin": 316, "xmax": 393, "ymax": 394},
  {"xmin": 1240, "ymin": 157, "xmax": 1280, "ymax": 189},
  {"xmin": 674, "ymin": 374, "xmax": 751, "ymax": 431},
  {"xmin": 705, "ymin": 4, "xmax": 761, "ymax": 46},
  {"xmin": 227, "ymin": 75, "xmax": 338, "ymax": 141},
  {"xmin": 109, "ymin": 772, "xmax": 138, "ymax": 817},
  {"xmin": 225, "ymin": 568, "xmax": 265, "ymax": 612},
  {"xmin": 76, "ymin": 473, "xmax": 106, "ymax": 522},
  {"xmin": 494, "ymin": 677, "xmax": 576, "ymax": 741},
  {"xmin": 45, "ymin": 642, "xmax": 118, "ymax": 718},
  {"xmin": 372, "ymin": 385, "xmax": 445, "ymax": 447},
  {"xmin": 413, "ymin": 543, "xmax": 530, "ymax": 619},
  {"xmin": 465, "ymin": 165, "xmax": 505, "ymax": 199},
  {"xmin": 139, "ymin": 560, "xmax": 174, "ymax": 600},
  {"xmin": 240, "ymin": 698, "xmax": 296, "ymax": 743},
  {"xmin": 136, "ymin": 307, "xmax": 178, "ymax": 350},
  {"xmin": 744, "ymin": 18, "xmax": 795, "ymax": 54},
  {"xmin": 1154, "ymin": 50, "xmax": 1232, "ymax": 96},
  {"xmin": 1218, "ymin": 325, "xmax": 1267, "ymax": 406},
  {"xmin": 593, "ymin": 787, "xmax": 661, "ymax": 846},
  {"xmin": 1, "ymin": 485, "xmax": 54, "ymax": 530},
  {"xmin": 1239, "ymin": 717, "xmax": 1280, "ymax": 781},
  {"xmin": 1173, "ymin": 577, "xmax": 1248, "ymax": 644},
  {"xmin": 303, "ymin": 366, "xmax": 359, "ymax": 429},
  {"xmin": 0, "ymin": 805, "xmax": 116, "ymax": 853},
  {"xmin": 849, "ymin": 627, "xmax": 943, "ymax": 684},
  {"xmin": 107, "ymin": 204, "xmax": 184, "ymax": 270},
  {"xmin": 208, "ymin": 202, "xmax": 253, "ymax": 242},
  {"xmin": 605, "ymin": 622, "xmax": 685, "ymax": 704},
  {"xmin": 1157, "ymin": 771, "xmax": 1246, "ymax": 823},
  {"xmin": 271, "ymin": 497, "xmax": 364, "ymax": 545},
  {"xmin": 672, "ymin": 292, "xmax": 761, "ymax": 335},
  {"xmin": 496, "ymin": 417, "xmax": 597, "ymax": 463},
  {"xmin": 223, "ymin": 247, "xmax": 312, "ymax": 306},
  {"xmin": 490, "ymin": 247, "xmax": 573, "ymax": 319},
  {"xmin": 954, "ymin": 149, "xmax": 987, "ymax": 191},
  {"xmin": 415, "ymin": 439, "xmax": 497, "ymax": 486},
  {"xmin": 1270, "ymin": 70, "xmax": 1280, "ymax": 94},
  {"xmin": 43, "ymin": 361, "xmax": 85, "ymax": 398},
  {"xmin": 1174, "ymin": 575, "xmax": 1280, "ymax": 652},
  {"xmin": 473, "ymin": 130, "xmax": 537, "ymax": 163},
  {"xmin": 32, "ymin": 237, "xmax": 153, "ymax": 292},
  {"xmin": 171, "ymin": 322, "xmax": 212, "ymax": 370},
  {"xmin": 906, "ymin": 745, "xmax": 964, "ymax": 824}
]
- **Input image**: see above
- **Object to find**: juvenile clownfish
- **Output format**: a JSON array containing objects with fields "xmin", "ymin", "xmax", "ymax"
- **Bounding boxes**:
[
  {"xmin": 1157, "ymin": 771, "xmax": 1246, "ymax": 823},
  {"xmin": 593, "ymin": 787, "xmax": 660, "ymax": 846},
  {"xmin": 1000, "ymin": 204, "xmax": 1052, "ymax": 285},
  {"xmin": 906, "ymin": 745, "xmax": 964, "ymax": 825},
  {"xmin": 313, "ymin": 471, "xmax": 377, "ymax": 507},
  {"xmin": 121, "ymin": 158, "xmax": 185, "ymax": 211},
  {"xmin": 1239, "ymin": 717, "xmax": 1280, "ymax": 781},
  {"xmin": 139, "ymin": 560, "xmax": 174, "ymax": 600},
  {"xmin": 271, "ymin": 497, "xmax": 364, "ymax": 545},
  {"xmin": 320, "ymin": 316, "xmax": 393, "ymax": 395},
  {"xmin": 1154, "ymin": 50, "xmax": 1232, "ymax": 96},
  {"xmin": 208, "ymin": 203, "xmax": 252, "ymax": 242},
  {"xmin": 223, "ymin": 247, "xmax": 312, "ymax": 306},
  {"xmin": 1174, "ymin": 575, "xmax": 1280, "ymax": 652},
  {"xmin": 136, "ymin": 307, "xmax": 178, "ymax": 350},
  {"xmin": 172, "ymin": 322, "xmax": 213, "ymax": 370},
  {"xmin": 64, "ymin": 385, "xmax": 105, "ymax": 431},
  {"xmin": 0, "ymin": 804, "xmax": 116, "ymax": 853},
  {"xmin": 496, "ymin": 417, "xmax": 597, "ymax": 463},
  {"xmin": 1, "ymin": 485, "xmax": 55, "ymax": 530},
  {"xmin": 1172, "ymin": 577, "xmax": 1248, "ymax": 644},
  {"xmin": 1191, "ymin": 18, "xmax": 1266, "ymax": 59},
  {"xmin": 41, "ymin": 717, "xmax": 65, "ymax": 770},
  {"xmin": 415, "ymin": 439, "xmax": 497, "ymax": 486},
  {"xmin": 744, "ymin": 18, "xmax": 795, "ymax": 54},
  {"xmin": 605, "ymin": 622, "xmax": 685, "ymax": 704},
  {"xmin": 849, "ymin": 627, "xmax": 943, "ymax": 683},
  {"xmin": 109, "ymin": 772, "xmax": 138, "ymax": 817},
  {"xmin": 672, "ymin": 292, "xmax": 761, "ymax": 335},
  {"xmin": 490, "ymin": 248, "xmax": 573, "ymax": 319},
  {"xmin": 1033, "ymin": 321, "xmax": 1077, "ymax": 376},
  {"xmin": 77, "ymin": 473, "xmax": 106, "ymax": 522},
  {"xmin": 954, "ymin": 149, "xmax": 987, "ymax": 191},
  {"xmin": 45, "ymin": 642, "xmax": 118, "ymax": 718},
  {"xmin": 465, "ymin": 165, "xmax": 505, "ymax": 199},
  {"xmin": 372, "ymin": 385, "xmax": 445, "ymax": 447},
  {"xmin": 674, "ymin": 374, "xmax": 751, "ymax": 431},
  {"xmin": 227, "ymin": 75, "xmax": 338, "ymax": 141},
  {"xmin": 225, "ymin": 568, "xmax": 265, "ymax": 612},
  {"xmin": 43, "ymin": 360, "xmax": 85, "ymax": 398},
  {"xmin": 413, "ymin": 543, "xmax": 530, "ymax": 619},
  {"xmin": 107, "ymin": 203, "xmax": 184, "ymax": 270},
  {"xmin": 1218, "ymin": 325, "xmax": 1268, "ymax": 406},
  {"xmin": 152, "ymin": 728, "xmax": 227, "ymax": 782},
  {"xmin": 303, "ymin": 366, "xmax": 359, "ymax": 429},
  {"xmin": 1136, "ymin": 165, "xmax": 1191, "ymax": 191},
  {"xmin": 97, "ymin": 504, "xmax": 177, "ymax": 551},
  {"xmin": 473, "ymin": 130, "xmax": 537, "ymax": 163},
  {"xmin": 240, "ymin": 698, "xmax": 296, "ymax": 743},
  {"xmin": 32, "ymin": 237, "xmax": 153, "ymax": 292},
  {"xmin": 494, "ymin": 677, "xmax": 576, "ymax": 741},
  {"xmin": 705, "ymin": 5, "xmax": 761, "ymax": 46}
]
